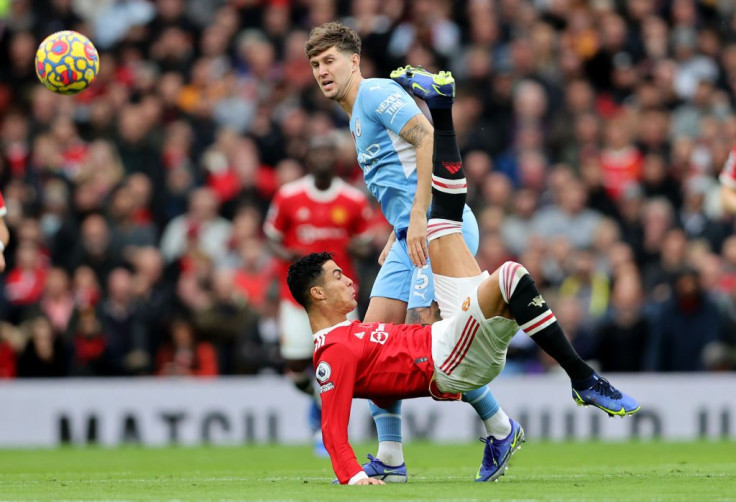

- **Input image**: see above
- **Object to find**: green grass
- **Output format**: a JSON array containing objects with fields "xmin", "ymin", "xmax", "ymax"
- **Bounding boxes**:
[{"xmin": 0, "ymin": 441, "xmax": 734, "ymax": 501}]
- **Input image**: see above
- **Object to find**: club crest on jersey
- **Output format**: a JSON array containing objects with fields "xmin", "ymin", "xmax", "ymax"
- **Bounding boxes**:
[
  {"xmin": 316, "ymin": 361, "xmax": 331, "ymax": 383},
  {"xmin": 528, "ymin": 295, "xmax": 545, "ymax": 308},
  {"xmin": 462, "ymin": 296, "xmax": 471, "ymax": 311},
  {"xmin": 331, "ymin": 206, "xmax": 348, "ymax": 225},
  {"xmin": 355, "ymin": 118, "xmax": 361, "ymax": 137}
]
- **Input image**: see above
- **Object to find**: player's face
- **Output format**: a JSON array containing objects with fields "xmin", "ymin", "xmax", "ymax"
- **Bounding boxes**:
[
  {"xmin": 320, "ymin": 260, "xmax": 357, "ymax": 314},
  {"xmin": 310, "ymin": 47, "xmax": 356, "ymax": 101}
]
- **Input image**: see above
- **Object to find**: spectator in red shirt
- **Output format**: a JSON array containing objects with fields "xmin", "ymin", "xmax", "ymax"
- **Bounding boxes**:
[{"xmin": 156, "ymin": 316, "xmax": 218, "ymax": 377}]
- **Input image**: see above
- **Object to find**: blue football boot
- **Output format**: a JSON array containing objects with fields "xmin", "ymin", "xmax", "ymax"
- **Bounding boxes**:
[
  {"xmin": 572, "ymin": 374, "xmax": 641, "ymax": 417},
  {"xmin": 390, "ymin": 65, "xmax": 455, "ymax": 108},
  {"xmin": 361, "ymin": 454, "xmax": 408, "ymax": 483},
  {"xmin": 475, "ymin": 418, "xmax": 525, "ymax": 482}
]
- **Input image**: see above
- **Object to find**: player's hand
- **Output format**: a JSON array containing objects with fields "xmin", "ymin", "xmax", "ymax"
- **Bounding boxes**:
[
  {"xmin": 353, "ymin": 478, "xmax": 385, "ymax": 485},
  {"xmin": 407, "ymin": 210, "xmax": 428, "ymax": 267},
  {"xmin": 378, "ymin": 232, "xmax": 396, "ymax": 266}
]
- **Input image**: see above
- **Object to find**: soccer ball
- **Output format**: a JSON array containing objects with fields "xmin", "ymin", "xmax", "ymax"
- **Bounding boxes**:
[{"xmin": 35, "ymin": 30, "xmax": 99, "ymax": 95}]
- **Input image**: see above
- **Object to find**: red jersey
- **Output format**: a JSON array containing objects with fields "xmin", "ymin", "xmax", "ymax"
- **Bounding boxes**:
[
  {"xmin": 313, "ymin": 320, "xmax": 458, "ymax": 484},
  {"xmin": 719, "ymin": 146, "xmax": 736, "ymax": 188},
  {"xmin": 600, "ymin": 146, "xmax": 643, "ymax": 200},
  {"xmin": 0, "ymin": 191, "xmax": 6, "ymax": 217},
  {"xmin": 264, "ymin": 176, "xmax": 372, "ymax": 304}
]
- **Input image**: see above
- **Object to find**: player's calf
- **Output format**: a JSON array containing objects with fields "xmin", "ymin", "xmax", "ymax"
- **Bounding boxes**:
[{"xmin": 493, "ymin": 261, "xmax": 641, "ymax": 416}]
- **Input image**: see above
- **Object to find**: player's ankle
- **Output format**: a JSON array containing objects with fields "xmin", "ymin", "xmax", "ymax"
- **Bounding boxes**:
[{"xmin": 376, "ymin": 441, "xmax": 404, "ymax": 466}]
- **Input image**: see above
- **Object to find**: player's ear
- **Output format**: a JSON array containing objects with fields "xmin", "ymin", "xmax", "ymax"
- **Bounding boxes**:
[
  {"xmin": 310, "ymin": 285, "xmax": 325, "ymax": 302},
  {"xmin": 351, "ymin": 53, "xmax": 360, "ymax": 72}
]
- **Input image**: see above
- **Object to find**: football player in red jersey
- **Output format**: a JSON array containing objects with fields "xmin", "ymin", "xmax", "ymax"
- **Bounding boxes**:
[
  {"xmin": 0, "ymin": 191, "xmax": 9, "ymax": 272},
  {"xmin": 264, "ymin": 135, "xmax": 374, "ymax": 456},
  {"xmin": 287, "ymin": 69, "xmax": 640, "ymax": 485}
]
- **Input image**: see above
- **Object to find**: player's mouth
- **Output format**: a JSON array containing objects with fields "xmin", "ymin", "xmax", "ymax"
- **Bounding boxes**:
[{"xmin": 322, "ymin": 80, "xmax": 335, "ymax": 91}]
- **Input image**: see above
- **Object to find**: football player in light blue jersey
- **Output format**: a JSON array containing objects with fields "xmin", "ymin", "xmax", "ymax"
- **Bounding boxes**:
[{"xmin": 305, "ymin": 22, "xmax": 513, "ymax": 481}]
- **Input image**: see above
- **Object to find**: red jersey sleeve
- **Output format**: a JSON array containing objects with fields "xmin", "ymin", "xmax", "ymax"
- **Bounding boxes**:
[
  {"xmin": 719, "ymin": 147, "xmax": 736, "ymax": 189},
  {"xmin": 263, "ymin": 191, "xmax": 287, "ymax": 240},
  {"xmin": 315, "ymin": 344, "xmax": 364, "ymax": 484},
  {"xmin": 0, "ymin": 191, "xmax": 6, "ymax": 217}
]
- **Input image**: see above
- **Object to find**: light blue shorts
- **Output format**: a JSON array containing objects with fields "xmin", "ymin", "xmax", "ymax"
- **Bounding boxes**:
[{"xmin": 370, "ymin": 205, "xmax": 480, "ymax": 309}]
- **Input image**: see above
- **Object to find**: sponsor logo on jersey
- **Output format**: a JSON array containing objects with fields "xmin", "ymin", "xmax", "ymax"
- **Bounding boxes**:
[
  {"xmin": 375, "ymin": 92, "xmax": 407, "ymax": 124},
  {"xmin": 370, "ymin": 324, "xmax": 389, "ymax": 345},
  {"xmin": 319, "ymin": 382, "xmax": 334, "ymax": 393},
  {"xmin": 331, "ymin": 206, "xmax": 348, "ymax": 225},
  {"xmin": 354, "ymin": 331, "xmax": 365, "ymax": 340},
  {"xmin": 528, "ymin": 295, "xmax": 545, "ymax": 308},
  {"xmin": 462, "ymin": 297, "xmax": 471, "ymax": 311},
  {"xmin": 316, "ymin": 361, "xmax": 331, "ymax": 383},
  {"xmin": 296, "ymin": 225, "xmax": 347, "ymax": 244}
]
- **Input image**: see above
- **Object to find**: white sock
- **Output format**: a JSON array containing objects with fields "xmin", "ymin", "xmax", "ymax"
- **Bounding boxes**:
[
  {"xmin": 376, "ymin": 441, "xmax": 404, "ymax": 466},
  {"xmin": 483, "ymin": 408, "xmax": 512, "ymax": 439}
]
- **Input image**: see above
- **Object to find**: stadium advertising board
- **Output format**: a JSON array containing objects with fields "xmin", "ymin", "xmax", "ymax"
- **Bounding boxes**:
[{"xmin": 0, "ymin": 374, "xmax": 733, "ymax": 447}]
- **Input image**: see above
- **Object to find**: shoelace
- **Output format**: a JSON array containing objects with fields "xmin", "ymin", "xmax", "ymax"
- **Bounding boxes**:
[
  {"xmin": 591, "ymin": 377, "xmax": 623, "ymax": 399},
  {"xmin": 478, "ymin": 436, "xmax": 500, "ymax": 467}
]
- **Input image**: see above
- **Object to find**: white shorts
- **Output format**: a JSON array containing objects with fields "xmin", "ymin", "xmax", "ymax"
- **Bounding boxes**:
[
  {"xmin": 431, "ymin": 280, "xmax": 518, "ymax": 394},
  {"xmin": 279, "ymin": 300, "xmax": 358, "ymax": 360}
]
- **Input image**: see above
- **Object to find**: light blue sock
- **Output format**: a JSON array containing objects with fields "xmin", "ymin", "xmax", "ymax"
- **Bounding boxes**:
[
  {"xmin": 463, "ymin": 386, "xmax": 511, "ymax": 438},
  {"xmin": 462, "ymin": 386, "xmax": 499, "ymax": 420},
  {"xmin": 369, "ymin": 400, "xmax": 403, "ymax": 442}
]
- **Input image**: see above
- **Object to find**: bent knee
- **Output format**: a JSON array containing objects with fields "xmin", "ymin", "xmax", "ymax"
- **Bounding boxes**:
[{"xmin": 496, "ymin": 261, "xmax": 530, "ymax": 304}]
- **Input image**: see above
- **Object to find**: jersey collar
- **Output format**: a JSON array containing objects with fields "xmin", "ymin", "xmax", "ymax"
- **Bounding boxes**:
[
  {"xmin": 313, "ymin": 319, "xmax": 351, "ymax": 339},
  {"xmin": 304, "ymin": 175, "xmax": 344, "ymax": 202}
]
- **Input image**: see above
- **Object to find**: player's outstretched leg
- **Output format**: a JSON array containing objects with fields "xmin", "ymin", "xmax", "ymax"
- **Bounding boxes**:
[
  {"xmin": 497, "ymin": 261, "xmax": 641, "ymax": 417},
  {"xmin": 395, "ymin": 65, "xmax": 525, "ymax": 482}
]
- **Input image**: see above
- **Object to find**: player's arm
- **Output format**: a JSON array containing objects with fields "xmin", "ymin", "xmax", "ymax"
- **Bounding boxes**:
[
  {"xmin": 719, "ymin": 150, "xmax": 736, "ymax": 214},
  {"xmin": 263, "ymin": 193, "xmax": 301, "ymax": 261},
  {"xmin": 265, "ymin": 234, "xmax": 302, "ymax": 261},
  {"xmin": 347, "ymin": 196, "xmax": 377, "ymax": 261},
  {"xmin": 399, "ymin": 113, "xmax": 434, "ymax": 267},
  {"xmin": 721, "ymin": 184, "xmax": 736, "ymax": 214},
  {"xmin": 317, "ymin": 346, "xmax": 377, "ymax": 485}
]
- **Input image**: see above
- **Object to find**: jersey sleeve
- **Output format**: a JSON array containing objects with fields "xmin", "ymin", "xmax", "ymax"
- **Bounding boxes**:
[
  {"xmin": 315, "ymin": 344, "xmax": 363, "ymax": 484},
  {"xmin": 360, "ymin": 80, "xmax": 422, "ymax": 136},
  {"xmin": 719, "ymin": 147, "xmax": 736, "ymax": 188},
  {"xmin": 263, "ymin": 191, "xmax": 287, "ymax": 240},
  {"xmin": 0, "ymin": 191, "xmax": 6, "ymax": 218}
]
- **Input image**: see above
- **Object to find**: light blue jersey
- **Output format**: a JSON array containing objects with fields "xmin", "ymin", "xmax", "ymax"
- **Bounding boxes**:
[
  {"xmin": 350, "ymin": 78, "xmax": 479, "ymax": 309},
  {"xmin": 350, "ymin": 78, "xmax": 421, "ymax": 233}
]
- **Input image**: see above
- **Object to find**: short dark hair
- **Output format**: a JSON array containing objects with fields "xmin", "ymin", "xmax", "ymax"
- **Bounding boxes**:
[
  {"xmin": 287, "ymin": 252, "xmax": 334, "ymax": 309},
  {"xmin": 305, "ymin": 22, "xmax": 361, "ymax": 60}
]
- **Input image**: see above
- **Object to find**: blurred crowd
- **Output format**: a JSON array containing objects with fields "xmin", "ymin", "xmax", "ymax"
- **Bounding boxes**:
[{"xmin": 1, "ymin": 0, "xmax": 736, "ymax": 379}]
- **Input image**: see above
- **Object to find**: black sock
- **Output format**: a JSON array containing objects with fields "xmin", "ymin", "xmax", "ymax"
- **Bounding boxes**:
[
  {"xmin": 429, "ymin": 108, "xmax": 454, "ymax": 132},
  {"xmin": 429, "ymin": 129, "xmax": 466, "ymax": 222},
  {"xmin": 504, "ymin": 269, "xmax": 595, "ymax": 383}
]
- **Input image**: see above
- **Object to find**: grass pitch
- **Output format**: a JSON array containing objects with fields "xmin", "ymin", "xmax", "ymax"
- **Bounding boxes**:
[{"xmin": 0, "ymin": 441, "xmax": 734, "ymax": 501}]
